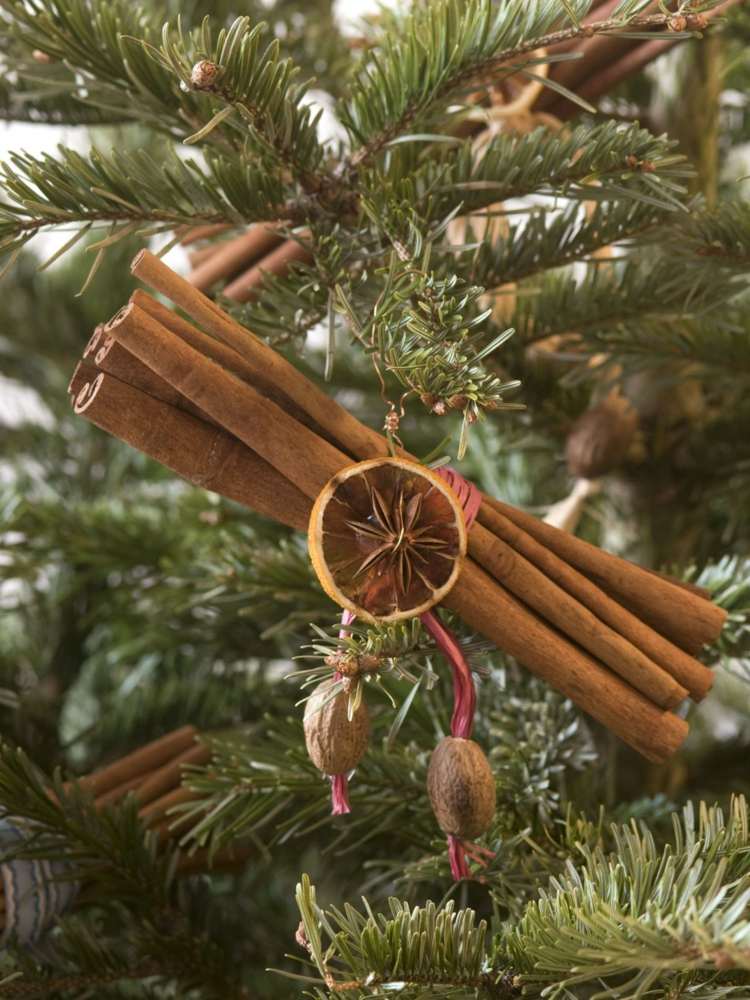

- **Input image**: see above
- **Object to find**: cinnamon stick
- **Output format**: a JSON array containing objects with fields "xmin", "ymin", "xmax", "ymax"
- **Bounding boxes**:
[
  {"xmin": 130, "ymin": 289, "xmax": 338, "ymax": 449},
  {"xmin": 486, "ymin": 497, "xmax": 726, "ymax": 653},
  {"xmin": 188, "ymin": 243, "xmax": 224, "ymax": 269},
  {"xmin": 131, "ymin": 250, "xmax": 389, "ymax": 463},
  {"xmin": 93, "ymin": 774, "xmax": 145, "ymax": 808},
  {"xmin": 475, "ymin": 502, "xmax": 713, "ymax": 700},
  {"xmin": 84, "ymin": 325, "xmax": 193, "ymax": 415},
  {"xmin": 77, "ymin": 726, "xmax": 198, "ymax": 799},
  {"xmin": 72, "ymin": 370, "xmax": 311, "ymax": 532},
  {"xmin": 180, "ymin": 223, "xmax": 233, "ymax": 246},
  {"xmin": 222, "ymin": 237, "xmax": 312, "ymax": 302},
  {"xmin": 642, "ymin": 565, "xmax": 712, "ymax": 602},
  {"xmin": 105, "ymin": 302, "xmax": 349, "ymax": 501},
  {"xmin": 187, "ymin": 225, "xmax": 284, "ymax": 291},
  {"xmin": 467, "ymin": 521, "xmax": 688, "ymax": 708},
  {"xmin": 107, "ymin": 302, "xmax": 688, "ymax": 708},
  {"xmin": 125, "ymin": 259, "xmax": 723, "ymax": 679},
  {"xmin": 139, "ymin": 786, "xmax": 200, "ymax": 840},
  {"xmin": 134, "ymin": 742, "xmax": 212, "ymax": 808},
  {"xmin": 444, "ymin": 560, "xmax": 687, "ymax": 763}
]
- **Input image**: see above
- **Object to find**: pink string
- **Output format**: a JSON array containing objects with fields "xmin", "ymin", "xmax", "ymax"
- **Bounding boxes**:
[
  {"xmin": 430, "ymin": 466, "xmax": 492, "ymax": 882},
  {"xmin": 419, "ymin": 609, "xmax": 475, "ymax": 739},
  {"xmin": 329, "ymin": 608, "xmax": 356, "ymax": 815}
]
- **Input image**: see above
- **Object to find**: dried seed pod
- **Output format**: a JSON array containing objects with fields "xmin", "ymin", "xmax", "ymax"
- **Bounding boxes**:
[
  {"xmin": 565, "ymin": 394, "xmax": 638, "ymax": 480},
  {"xmin": 190, "ymin": 59, "xmax": 221, "ymax": 91},
  {"xmin": 303, "ymin": 678, "xmax": 370, "ymax": 776},
  {"xmin": 427, "ymin": 737, "xmax": 496, "ymax": 840}
]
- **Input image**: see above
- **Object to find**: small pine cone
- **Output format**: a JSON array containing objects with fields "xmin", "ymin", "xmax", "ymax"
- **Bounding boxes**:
[
  {"xmin": 303, "ymin": 678, "xmax": 370, "ymax": 776},
  {"xmin": 565, "ymin": 394, "xmax": 638, "ymax": 480},
  {"xmin": 32, "ymin": 49, "xmax": 54, "ymax": 64},
  {"xmin": 668, "ymin": 15, "xmax": 688, "ymax": 32},
  {"xmin": 427, "ymin": 737, "xmax": 496, "ymax": 840},
  {"xmin": 190, "ymin": 59, "xmax": 221, "ymax": 91}
]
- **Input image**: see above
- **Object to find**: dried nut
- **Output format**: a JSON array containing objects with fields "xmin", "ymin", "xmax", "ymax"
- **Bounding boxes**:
[
  {"xmin": 303, "ymin": 678, "xmax": 370, "ymax": 776},
  {"xmin": 427, "ymin": 736, "xmax": 496, "ymax": 840},
  {"xmin": 565, "ymin": 394, "xmax": 638, "ymax": 479}
]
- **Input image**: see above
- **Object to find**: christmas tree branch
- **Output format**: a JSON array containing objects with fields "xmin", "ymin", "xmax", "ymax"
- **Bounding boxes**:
[
  {"xmin": 293, "ymin": 874, "xmax": 516, "ymax": 998},
  {"xmin": 0, "ymin": 144, "xmax": 289, "ymax": 262},
  {"xmin": 463, "ymin": 199, "xmax": 671, "ymax": 290},
  {"xmin": 157, "ymin": 16, "xmax": 330, "ymax": 195},
  {"xmin": 507, "ymin": 255, "xmax": 744, "ymax": 350},
  {"xmin": 505, "ymin": 797, "xmax": 750, "ymax": 994},
  {"xmin": 342, "ymin": 0, "xmax": 723, "ymax": 168}
]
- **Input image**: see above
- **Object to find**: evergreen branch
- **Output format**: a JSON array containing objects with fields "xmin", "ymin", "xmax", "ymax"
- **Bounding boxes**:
[
  {"xmin": 692, "ymin": 557, "xmax": 750, "ymax": 672},
  {"xmin": 504, "ymin": 796, "xmax": 750, "ymax": 996},
  {"xmin": 676, "ymin": 199, "xmax": 750, "ymax": 271},
  {"xmin": 375, "ymin": 121, "xmax": 691, "ymax": 225},
  {"xmin": 336, "ymin": 231, "xmax": 523, "ymax": 456},
  {"xmin": 572, "ymin": 309, "xmax": 750, "ymax": 381},
  {"xmin": 343, "ymin": 0, "xmax": 722, "ymax": 167},
  {"xmin": 0, "ymin": 743, "xmax": 176, "ymax": 909},
  {"xmin": 158, "ymin": 16, "xmax": 330, "ymax": 195},
  {"xmin": 0, "ymin": 144, "xmax": 288, "ymax": 259},
  {"xmin": 506, "ymin": 256, "xmax": 744, "ymax": 350},
  {"xmin": 293, "ymin": 874, "xmax": 517, "ymax": 998},
  {"xmin": 462, "ymin": 198, "xmax": 670, "ymax": 290}
]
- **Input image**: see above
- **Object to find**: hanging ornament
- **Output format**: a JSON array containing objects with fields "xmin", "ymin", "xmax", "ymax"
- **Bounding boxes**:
[
  {"xmin": 545, "ymin": 391, "xmax": 638, "ymax": 533},
  {"xmin": 303, "ymin": 677, "xmax": 370, "ymax": 816},
  {"xmin": 0, "ymin": 818, "xmax": 77, "ymax": 949},
  {"xmin": 427, "ymin": 738, "xmax": 496, "ymax": 880}
]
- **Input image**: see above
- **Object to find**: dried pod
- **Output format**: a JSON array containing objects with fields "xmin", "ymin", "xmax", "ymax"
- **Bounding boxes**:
[
  {"xmin": 190, "ymin": 59, "xmax": 221, "ymax": 91},
  {"xmin": 303, "ymin": 678, "xmax": 370, "ymax": 776},
  {"xmin": 565, "ymin": 394, "xmax": 638, "ymax": 479},
  {"xmin": 427, "ymin": 737, "xmax": 496, "ymax": 840}
]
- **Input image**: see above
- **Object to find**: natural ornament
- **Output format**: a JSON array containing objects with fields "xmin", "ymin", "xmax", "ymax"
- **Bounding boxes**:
[
  {"xmin": 427, "ymin": 737, "xmax": 497, "ymax": 879},
  {"xmin": 68, "ymin": 252, "xmax": 728, "ymax": 874}
]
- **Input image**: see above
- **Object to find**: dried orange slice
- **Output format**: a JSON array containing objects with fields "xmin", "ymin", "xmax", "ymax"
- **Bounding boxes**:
[{"xmin": 309, "ymin": 458, "xmax": 467, "ymax": 622}]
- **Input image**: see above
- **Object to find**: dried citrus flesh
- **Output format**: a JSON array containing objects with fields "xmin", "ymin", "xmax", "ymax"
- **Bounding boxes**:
[{"xmin": 309, "ymin": 458, "xmax": 467, "ymax": 622}]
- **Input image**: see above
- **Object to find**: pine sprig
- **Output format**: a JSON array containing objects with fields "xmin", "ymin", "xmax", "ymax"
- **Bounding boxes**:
[
  {"xmin": 504, "ymin": 797, "xmax": 750, "ymax": 996},
  {"xmin": 157, "ymin": 16, "xmax": 329, "ymax": 194},
  {"xmin": 463, "ymin": 198, "xmax": 671, "ymax": 290},
  {"xmin": 506, "ymin": 256, "xmax": 743, "ymax": 352},
  {"xmin": 0, "ymin": 144, "xmax": 288, "ymax": 262},
  {"xmin": 293, "ymin": 873, "xmax": 514, "ymax": 998}
]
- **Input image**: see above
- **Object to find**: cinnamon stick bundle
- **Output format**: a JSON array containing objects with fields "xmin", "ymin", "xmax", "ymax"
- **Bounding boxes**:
[
  {"xmin": 69, "ymin": 252, "xmax": 727, "ymax": 761},
  {"xmin": 128, "ymin": 250, "xmax": 725, "ymax": 658}
]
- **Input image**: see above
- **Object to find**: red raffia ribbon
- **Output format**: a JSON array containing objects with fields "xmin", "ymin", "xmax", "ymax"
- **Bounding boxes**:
[
  {"xmin": 329, "ymin": 466, "xmax": 492, "ymax": 881},
  {"xmin": 424, "ymin": 465, "xmax": 489, "ymax": 881}
]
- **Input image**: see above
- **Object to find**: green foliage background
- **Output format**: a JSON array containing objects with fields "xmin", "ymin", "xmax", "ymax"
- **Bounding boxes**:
[{"xmin": 0, "ymin": 0, "xmax": 749, "ymax": 997}]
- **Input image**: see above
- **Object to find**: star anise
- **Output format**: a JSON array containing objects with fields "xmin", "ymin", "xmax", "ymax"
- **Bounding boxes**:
[{"xmin": 345, "ymin": 480, "xmax": 454, "ymax": 600}]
